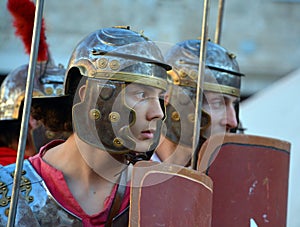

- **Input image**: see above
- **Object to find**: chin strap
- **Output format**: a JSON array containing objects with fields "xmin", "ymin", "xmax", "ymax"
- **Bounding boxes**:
[{"xmin": 125, "ymin": 150, "xmax": 154, "ymax": 165}]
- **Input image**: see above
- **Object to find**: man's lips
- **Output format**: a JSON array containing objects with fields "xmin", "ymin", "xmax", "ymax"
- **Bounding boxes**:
[{"xmin": 141, "ymin": 129, "xmax": 155, "ymax": 139}]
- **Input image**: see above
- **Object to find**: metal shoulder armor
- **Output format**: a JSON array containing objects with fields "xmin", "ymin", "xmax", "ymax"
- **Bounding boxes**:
[{"xmin": 0, "ymin": 160, "xmax": 82, "ymax": 226}]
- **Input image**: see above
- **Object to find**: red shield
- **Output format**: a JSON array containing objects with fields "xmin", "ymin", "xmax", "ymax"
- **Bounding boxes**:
[
  {"xmin": 197, "ymin": 133, "xmax": 290, "ymax": 226},
  {"xmin": 130, "ymin": 161, "xmax": 213, "ymax": 227}
]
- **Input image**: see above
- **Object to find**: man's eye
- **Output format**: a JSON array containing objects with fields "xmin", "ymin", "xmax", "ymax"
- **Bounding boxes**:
[
  {"xmin": 209, "ymin": 100, "xmax": 224, "ymax": 109},
  {"xmin": 136, "ymin": 91, "xmax": 146, "ymax": 99}
]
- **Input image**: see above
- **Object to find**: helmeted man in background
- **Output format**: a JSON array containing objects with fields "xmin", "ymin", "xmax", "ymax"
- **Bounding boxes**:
[
  {"xmin": 153, "ymin": 39, "xmax": 243, "ymax": 166},
  {"xmin": 0, "ymin": 60, "xmax": 67, "ymax": 165}
]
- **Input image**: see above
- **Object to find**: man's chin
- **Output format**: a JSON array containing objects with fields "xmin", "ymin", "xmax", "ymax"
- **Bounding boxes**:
[{"xmin": 133, "ymin": 139, "xmax": 154, "ymax": 153}]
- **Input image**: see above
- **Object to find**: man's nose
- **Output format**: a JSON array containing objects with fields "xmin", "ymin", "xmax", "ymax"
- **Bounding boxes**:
[
  {"xmin": 147, "ymin": 98, "xmax": 164, "ymax": 120},
  {"xmin": 226, "ymin": 104, "xmax": 238, "ymax": 129}
]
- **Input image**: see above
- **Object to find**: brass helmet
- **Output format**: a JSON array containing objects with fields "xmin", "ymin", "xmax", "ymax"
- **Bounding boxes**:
[
  {"xmin": 0, "ymin": 60, "xmax": 65, "ymax": 121},
  {"xmin": 164, "ymin": 39, "xmax": 243, "ymax": 146},
  {"xmin": 65, "ymin": 26, "xmax": 170, "ymax": 155}
]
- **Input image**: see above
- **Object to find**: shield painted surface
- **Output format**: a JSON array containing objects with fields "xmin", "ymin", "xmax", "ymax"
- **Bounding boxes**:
[
  {"xmin": 197, "ymin": 133, "xmax": 290, "ymax": 227},
  {"xmin": 130, "ymin": 161, "xmax": 213, "ymax": 227}
]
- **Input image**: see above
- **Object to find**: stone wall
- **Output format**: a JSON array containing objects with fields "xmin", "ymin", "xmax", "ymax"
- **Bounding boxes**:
[{"xmin": 1, "ymin": 0, "xmax": 300, "ymax": 96}]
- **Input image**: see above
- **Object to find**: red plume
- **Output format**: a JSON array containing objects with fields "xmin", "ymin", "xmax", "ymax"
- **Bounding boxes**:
[{"xmin": 7, "ymin": 0, "xmax": 48, "ymax": 61}]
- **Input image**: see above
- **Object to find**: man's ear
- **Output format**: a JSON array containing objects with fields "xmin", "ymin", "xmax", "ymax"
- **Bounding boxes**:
[
  {"xmin": 78, "ymin": 85, "xmax": 86, "ymax": 102},
  {"xmin": 28, "ymin": 115, "xmax": 39, "ymax": 130}
]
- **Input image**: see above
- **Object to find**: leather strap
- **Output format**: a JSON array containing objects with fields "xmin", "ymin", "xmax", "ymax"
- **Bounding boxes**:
[{"xmin": 105, "ymin": 168, "xmax": 128, "ymax": 227}]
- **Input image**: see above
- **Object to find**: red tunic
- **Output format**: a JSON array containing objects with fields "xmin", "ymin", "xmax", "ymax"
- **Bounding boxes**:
[
  {"xmin": 29, "ymin": 140, "xmax": 130, "ymax": 227},
  {"xmin": 0, "ymin": 147, "xmax": 30, "ymax": 166}
]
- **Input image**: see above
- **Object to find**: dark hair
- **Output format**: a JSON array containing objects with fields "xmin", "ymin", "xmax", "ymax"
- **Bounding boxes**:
[
  {"xmin": 31, "ymin": 96, "xmax": 73, "ymax": 133},
  {"xmin": 0, "ymin": 120, "xmax": 21, "ymax": 147}
]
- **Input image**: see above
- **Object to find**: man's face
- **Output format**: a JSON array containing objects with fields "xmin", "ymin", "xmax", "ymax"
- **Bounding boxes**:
[
  {"xmin": 201, "ymin": 91, "xmax": 239, "ymax": 138},
  {"xmin": 125, "ymin": 83, "xmax": 166, "ymax": 152}
]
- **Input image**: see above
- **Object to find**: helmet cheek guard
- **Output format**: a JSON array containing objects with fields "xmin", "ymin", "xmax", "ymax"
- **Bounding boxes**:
[
  {"xmin": 73, "ymin": 78, "xmax": 136, "ymax": 154},
  {"xmin": 164, "ymin": 78, "xmax": 211, "ymax": 147}
]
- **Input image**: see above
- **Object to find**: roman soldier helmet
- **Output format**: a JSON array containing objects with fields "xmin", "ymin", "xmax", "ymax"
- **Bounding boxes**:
[
  {"xmin": 65, "ymin": 26, "xmax": 170, "ymax": 157},
  {"xmin": 0, "ymin": 60, "xmax": 65, "ymax": 121},
  {"xmin": 164, "ymin": 39, "xmax": 243, "ymax": 146}
]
